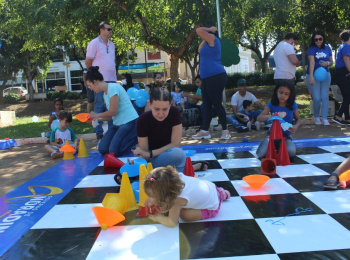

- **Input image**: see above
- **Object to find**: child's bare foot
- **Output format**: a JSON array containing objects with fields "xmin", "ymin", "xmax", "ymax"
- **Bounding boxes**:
[
  {"xmin": 193, "ymin": 161, "xmax": 209, "ymax": 171},
  {"xmin": 218, "ymin": 187, "xmax": 231, "ymax": 201}
]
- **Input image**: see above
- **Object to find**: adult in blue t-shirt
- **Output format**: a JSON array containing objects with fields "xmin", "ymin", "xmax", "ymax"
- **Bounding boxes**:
[
  {"xmin": 306, "ymin": 30, "xmax": 333, "ymax": 126},
  {"xmin": 192, "ymin": 26, "xmax": 230, "ymax": 140},
  {"xmin": 86, "ymin": 66, "xmax": 138, "ymax": 157},
  {"xmin": 333, "ymin": 30, "xmax": 350, "ymax": 125}
]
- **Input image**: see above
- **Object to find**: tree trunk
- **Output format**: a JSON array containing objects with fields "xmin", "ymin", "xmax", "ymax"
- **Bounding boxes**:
[
  {"xmin": 0, "ymin": 79, "xmax": 9, "ymax": 105},
  {"xmin": 169, "ymin": 54, "xmax": 179, "ymax": 86},
  {"xmin": 26, "ymin": 51, "xmax": 34, "ymax": 102},
  {"xmin": 261, "ymin": 58, "xmax": 269, "ymax": 73}
]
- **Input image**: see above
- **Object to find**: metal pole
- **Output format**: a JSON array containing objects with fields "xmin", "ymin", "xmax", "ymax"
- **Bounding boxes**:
[{"xmin": 216, "ymin": 0, "xmax": 226, "ymax": 110}]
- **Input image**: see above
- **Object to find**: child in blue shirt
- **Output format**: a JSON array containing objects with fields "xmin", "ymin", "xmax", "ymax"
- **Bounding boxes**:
[
  {"xmin": 45, "ymin": 98, "xmax": 64, "ymax": 138},
  {"xmin": 237, "ymin": 100, "xmax": 261, "ymax": 131}
]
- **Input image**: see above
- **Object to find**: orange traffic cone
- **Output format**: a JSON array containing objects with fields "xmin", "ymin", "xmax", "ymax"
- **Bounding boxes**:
[
  {"xmin": 184, "ymin": 157, "xmax": 195, "ymax": 177},
  {"xmin": 266, "ymin": 138, "xmax": 277, "ymax": 160},
  {"xmin": 261, "ymin": 158, "xmax": 276, "ymax": 175},
  {"xmin": 60, "ymin": 140, "xmax": 75, "ymax": 160},
  {"xmin": 91, "ymin": 206, "xmax": 125, "ymax": 230},
  {"xmin": 104, "ymin": 153, "xmax": 125, "ymax": 168},
  {"xmin": 270, "ymin": 119, "xmax": 284, "ymax": 140},
  {"xmin": 277, "ymin": 138, "xmax": 291, "ymax": 166},
  {"xmin": 339, "ymin": 169, "xmax": 350, "ymax": 182}
]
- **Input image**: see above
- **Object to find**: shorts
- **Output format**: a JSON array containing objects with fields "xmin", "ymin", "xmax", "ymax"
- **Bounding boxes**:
[{"xmin": 201, "ymin": 186, "xmax": 224, "ymax": 220}]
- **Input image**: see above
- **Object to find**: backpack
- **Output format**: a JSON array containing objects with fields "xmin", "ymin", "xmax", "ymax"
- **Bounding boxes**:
[{"xmin": 181, "ymin": 108, "xmax": 200, "ymax": 128}]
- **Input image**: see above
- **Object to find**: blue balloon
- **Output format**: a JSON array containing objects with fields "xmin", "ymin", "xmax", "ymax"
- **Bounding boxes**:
[
  {"xmin": 51, "ymin": 119, "xmax": 59, "ymax": 130},
  {"xmin": 127, "ymin": 87, "xmax": 139, "ymax": 100},
  {"xmin": 138, "ymin": 89, "xmax": 149, "ymax": 100},
  {"xmin": 135, "ymin": 96, "xmax": 147, "ymax": 108},
  {"xmin": 314, "ymin": 67, "xmax": 328, "ymax": 82}
]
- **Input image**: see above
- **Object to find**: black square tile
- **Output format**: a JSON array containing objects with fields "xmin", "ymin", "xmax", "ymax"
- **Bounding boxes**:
[
  {"xmin": 296, "ymin": 147, "xmax": 330, "ymax": 155},
  {"xmin": 242, "ymin": 193, "xmax": 325, "ymax": 218},
  {"xmin": 290, "ymin": 156, "xmax": 309, "ymax": 165},
  {"xmin": 279, "ymin": 249, "xmax": 350, "ymax": 260},
  {"xmin": 283, "ymin": 175, "xmax": 329, "ymax": 192},
  {"xmin": 88, "ymin": 166, "xmax": 119, "ymax": 175},
  {"xmin": 192, "ymin": 160, "xmax": 221, "ymax": 169},
  {"xmin": 2, "ymin": 227, "xmax": 100, "ymax": 259},
  {"xmin": 58, "ymin": 187, "xmax": 119, "ymax": 204},
  {"xmin": 213, "ymin": 180, "xmax": 239, "ymax": 197},
  {"xmin": 330, "ymin": 213, "xmax": 350, "ymax": 230},
  {"xmin": 313, "ymin": 162, "xmax": 342, "ymax": 173},
  {"xmin": 179, "ymin": 220, "xmax": 275, "ymax": 259},
  {"xmin": 214, "ymin": 151, "xmax": 255, "ymax": 159},
  {"xmin": 224, "ymin": 167, "xmax": 278, "ymax": 180},
  {"xmin": 336, "ymin": 152, "xmax": 350, "ymax": 158}
]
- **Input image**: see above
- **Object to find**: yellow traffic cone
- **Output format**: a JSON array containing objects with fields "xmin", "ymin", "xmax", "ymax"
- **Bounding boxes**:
[
  {"xmin": 138, "ymin": 164, "xmax": 149, "ymax": 206},
  {"xmin": 117, "ymin": 172, "xmax": 138, "ymax": 212},
  {"xmin": 102, "ymin": 193, "xmax": 128, "ymax": 215},
  {"xmin": 147, "ymin": 162, "xmax": 153, "ymax": 173},
  {"xmin": 77, "ymin": 138, "xmax": 88, "ymax": 158},
  {"xmin": 60, "ymin": 140, "xmax": 75, "ymax": 160}
]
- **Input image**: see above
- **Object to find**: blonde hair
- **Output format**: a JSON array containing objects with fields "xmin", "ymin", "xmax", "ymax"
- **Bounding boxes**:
[{"xmin": 144, "ymin": 167, "xmax": 184, "ymax": 213}]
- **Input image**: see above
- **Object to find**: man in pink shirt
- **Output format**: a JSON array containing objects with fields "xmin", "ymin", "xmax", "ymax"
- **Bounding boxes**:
[{"xmin": 84, "ymin": 22, "xmax": 117, "ymax": 140}]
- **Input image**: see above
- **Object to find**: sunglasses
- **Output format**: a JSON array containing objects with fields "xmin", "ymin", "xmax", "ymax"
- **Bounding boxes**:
[
  {"xmin": 104, "ymin": 28, "xmax": 112, "ymax": 31},
  {"xmin": 314, "ymin": 37, "xmax": 323, "ymax": 42}
]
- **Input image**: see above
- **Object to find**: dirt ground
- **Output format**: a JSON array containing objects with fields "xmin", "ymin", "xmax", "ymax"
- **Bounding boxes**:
[{"xmin": 1, "ymin": 123, "xmax": 350, "ymax": 197}]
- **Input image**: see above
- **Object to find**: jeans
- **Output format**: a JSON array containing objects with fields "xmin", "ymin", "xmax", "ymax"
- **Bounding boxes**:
[
  {"xmin": 98, "ymin": 119, "xmax": 138, "ymax": 157},
  {"xmin": 306, "ymin": 73, "xmax": 331, "ymax": 119},
  {"xmin": 256, "ymin": 134, "xmax": 296, "ymax": 159},
  {"xmin": 149, "ymin": 147, "xmax": 186, "ymax": 173},
  {"xmin": 227, "ymin": 110, "xmax": 262, "ymax": 129},
  {"xmin": 201, "ymin": 72, "xmax": 228, "ymax": 131}
]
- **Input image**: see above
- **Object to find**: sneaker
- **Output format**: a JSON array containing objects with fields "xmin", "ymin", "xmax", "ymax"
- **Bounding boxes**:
[
  {"xmin": 322, "ymin": 119, "xmax": 330, "ymax": 126},
  {"xmin": 332, "ymin": 117, "xmax": 346, "ymax": 126},
  {"xmin": 314, "ymin": 117, "xmax": 322, "ymax": 125},
  {"xmin": 51, "ymin": 150, "xmax": 63, "ymax": 159},
  {"xmin": 192, "ymin": 131, "xmax": 211, "ymax": 140},
  {"xmin": 246, "ymin": 121, "xmax": 252, "ymax": 131},
  {"xmin": 220, "ymin": 130, "xmax": 231, "ymax": 140},
  {"xmin": 254, "ymin": 121, "xmax": 260, "ymax": 131},
  {"xmin": 237, "ymin": 126, "xmax": 249, "ymax": 133},
  {"xmin": 213, "ymin": 124, "xmax": 222, "ymax": 131}
]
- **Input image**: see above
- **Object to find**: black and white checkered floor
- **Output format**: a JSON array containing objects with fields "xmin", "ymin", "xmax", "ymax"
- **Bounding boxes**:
[{"xmin": 2, "ymin": 138, "xmax": 350, "ymax": 259}]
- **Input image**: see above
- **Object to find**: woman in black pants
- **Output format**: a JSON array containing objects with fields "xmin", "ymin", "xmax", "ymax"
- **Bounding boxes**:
[
  {"xmin": 333, "ymin": 30, "xmax": 350, "ymax": 125},
  {"xmin": 192, "ymin": 26, "xmax": 230, "ymax": 140}
]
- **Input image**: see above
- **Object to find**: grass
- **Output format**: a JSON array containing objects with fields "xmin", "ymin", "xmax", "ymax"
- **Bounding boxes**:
[{"xmin": 0, "ymin": 116, "xmax": 95, "ymax": 139}]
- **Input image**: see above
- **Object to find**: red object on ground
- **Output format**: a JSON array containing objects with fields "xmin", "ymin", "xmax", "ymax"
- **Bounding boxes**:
[
  {"xmin": 266, "ymin": 138, "xmax": 277, "ymax": 160},
  {"xmin": 104, "ymin": 153, "xmax": 125, "ymax": 168},
  {"xmin": 270, "ymin": 120, "xmax": 283, "ymax": 140},
  {"xmin": 277, "ymin": 138, "xmax": 291, "ymax": 166},
  {"xmin": 136, "ymin": 205, "xmax": 162, "ymax": 217},
  {"xmin": 261, "ymin": 158, "xmax": 277, "ymax": 175},
  {"xmin": 184, "ymin": 157, "xmax": 195, "ymax": 177}
]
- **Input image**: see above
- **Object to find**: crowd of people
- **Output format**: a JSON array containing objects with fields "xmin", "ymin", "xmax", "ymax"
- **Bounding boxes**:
[{"xmin": 43, "ymin": 22, "xmax": 350, "ymax": 223}]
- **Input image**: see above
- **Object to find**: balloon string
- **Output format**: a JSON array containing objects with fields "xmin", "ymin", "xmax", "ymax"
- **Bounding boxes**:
[{"xmin": 265, "ymin": 207, "xmax": 313, "ymax": 226}]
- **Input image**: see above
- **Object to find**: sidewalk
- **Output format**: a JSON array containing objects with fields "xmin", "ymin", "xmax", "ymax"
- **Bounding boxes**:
[{"xmin": 1, "ymin": 123, "xmax": 350, "ymax": 197}]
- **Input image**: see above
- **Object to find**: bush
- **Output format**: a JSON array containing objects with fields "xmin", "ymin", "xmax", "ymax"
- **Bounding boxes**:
[
  {"xmin": 66, "ymin": 91, "xmax": 81, "ymax": 100},
  {"xmin": 47, "ymin": 91, "xmax": 66, "ymax": 101},
  {"xmin": 3, "ymin": 93, "xmax": 20, "ymax": 104}
]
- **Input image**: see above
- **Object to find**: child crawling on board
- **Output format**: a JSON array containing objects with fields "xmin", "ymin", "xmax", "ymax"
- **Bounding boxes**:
[{"xmin": 143, "ymin": 166, "xmax": 230, "ymax": 227}]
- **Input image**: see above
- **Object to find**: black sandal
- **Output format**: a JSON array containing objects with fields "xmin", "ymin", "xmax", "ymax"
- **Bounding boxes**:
[
  {"xmin": 323, "ymin": 173, "xmax": 340, "ymax": 190},
  {"xmin": 114, "ymin": 173, "xmax": 139, "ymax": 185}
]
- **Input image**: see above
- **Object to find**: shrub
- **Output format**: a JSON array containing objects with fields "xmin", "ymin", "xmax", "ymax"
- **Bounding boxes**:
[
  {"xmin": 4, "ymin": 93, "xmax": 20, "ymax": 104},
  {"xmin": 66, "ymin": 91, "xmax": 81, "ymax": 100},
  {"xmin": 47, "ymin": 91, "xmax": 66, "ymax": 101}
]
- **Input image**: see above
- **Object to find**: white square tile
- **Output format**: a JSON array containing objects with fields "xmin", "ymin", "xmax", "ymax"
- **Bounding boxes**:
[
  {"xmin": 86, "ymin": 224, "xmax": 180, "ymax": 260},
  {"xmin": 232, "ymin": 178, "xmax": 298, "ymax": 196},
  {"xmin": 276, "ymin": 164, "xmax": 330, "ymax": 178},
  {"xmin": 297, "ymin": 153, "xmax": 345, "ymax": 164},
  {"xmin": 179, "ymin": 197, "xmax": 253, "ymax": 223},
  {"xmin": 99, "ymin": 156, "xmax": 138, "ymax": 166},
  {"xmin": 190, "ymin": 152, "xmax": 217, "ymax": 161},
  {"xmin": 302, "ymin": 190, "xmax": 350, "ymax": 214},
  {"xmin": 219, "ymin": 158, "xmax": 261, "ymax": 169},
  {"xmin": 75, "ymin": 175, "xmax": 118, "ymax": 188},
  {"xmin": 183, "ymin": 255, "xmax": 280, "ymax": 260},
  {"xmin": 319, "ymin": 144, "xmax": 350, "ymax": 153},
  {"xmin": 195, "ymin": 169, "xmax": 229, "ymax": 182},
  {"xmin": 256, "ymin": 214, "xmax": 350, "ymax": 254},
  {"xmin": 31, "ymin": 203, "xmax": 102, "ymax": 229}
]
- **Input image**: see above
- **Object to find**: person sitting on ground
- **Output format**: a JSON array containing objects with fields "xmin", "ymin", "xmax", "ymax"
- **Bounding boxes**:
[
  {"xmin": 171, "ymin": 82, "xmax": 186, "ymax": 111},
  {"xmin": 143, "ymin": 166, "xmax": 230, "ymax": 227},
  {"xmin": 121, "ymin": 73, "xmax": 139, "ymax": 91},
  {"xmin": 146, "ymin": 72, "xmax": 163, "ymax": 92},
  {"xmin": 227, "ymin": 78, "xmax": 264, "ymax": 133},
  {"xmin": 256, "ymin": 80, "xmax": 301, "ymax": 159},
  {"xmin": 238, "ymin": 100, "xmax": 261, "ymax": 131},
  {"xmin": 324, "ymin": 156, "xmax": 350, "ymax": 189},
  {"xmin": 182, "ymin": 75, "xmax": 202, "ymax": 110},
  {"xmin": 45, "ymin": 98, "xmax": 64, "ymax": 138},
  {"xmin": 44, "ymin": 110, "xmax": 78, "ymax": 159},
  {"xmin": 86, "ymin": 66, "xmax": 138, "ymax": 157},
  {"xmin": 131, "ymin": 87, "xmax": 208, "ymax": 176}
]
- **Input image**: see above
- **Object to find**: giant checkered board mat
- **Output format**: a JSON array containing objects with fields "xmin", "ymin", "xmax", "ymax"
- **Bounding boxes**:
[{"xmin": 2, "ymin": 137, "xmax": 350, "ymax": 259}]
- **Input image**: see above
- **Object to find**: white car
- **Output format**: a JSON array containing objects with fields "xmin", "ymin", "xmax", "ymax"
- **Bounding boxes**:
[{"xmin": 3, "ymin": 86, "xmax": 28, "ymax": 99}]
